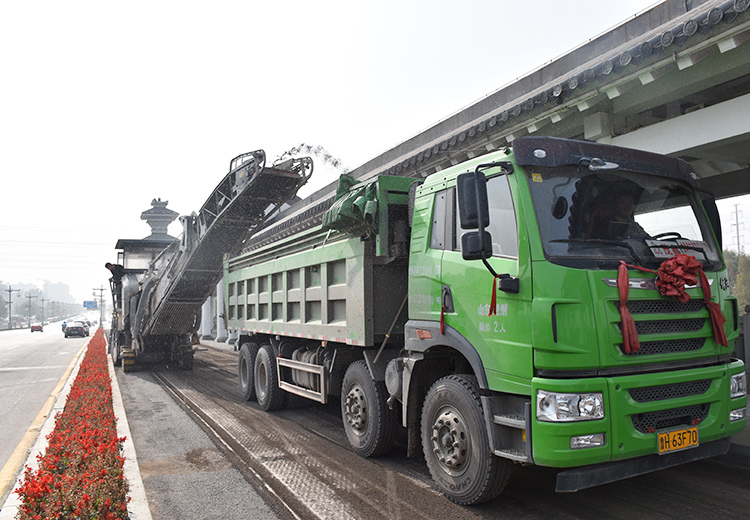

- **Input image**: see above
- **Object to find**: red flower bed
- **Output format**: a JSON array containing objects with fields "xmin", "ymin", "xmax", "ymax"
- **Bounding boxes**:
[{"xmin": 15, "ymin": 328, "xmax": 130, "ymax": 519}]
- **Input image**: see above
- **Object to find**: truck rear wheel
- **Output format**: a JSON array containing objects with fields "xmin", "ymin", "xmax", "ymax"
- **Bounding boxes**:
[
  {"xmin": 341, "ymin": 360, "xmax": 395, "ymax": 457},
  {"xmin": 238, "ymin": 342, "xmax": 259, "ymax": 401},
  {"xmin": 421, "ymin": 374, "xmax": 509, "ymax": 505},
  {"xmin": 254, "ymin": 344, "xmax": 286, "ymax": 411}
]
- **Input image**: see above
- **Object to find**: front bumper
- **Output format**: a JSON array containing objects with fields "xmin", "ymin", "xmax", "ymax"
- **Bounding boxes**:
[
  {"xmin": 531, "ymin": 361, "xmax": 747, "ymax": 469},
  {"xmin": 555, "ymin": 437, "xmax": 730, "ymax": 491}
]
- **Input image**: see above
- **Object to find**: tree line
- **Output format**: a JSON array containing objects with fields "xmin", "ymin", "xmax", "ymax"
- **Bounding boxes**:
[{"xmin": 725, "ymin": 250, "xmax": 750, "ymax": 314}]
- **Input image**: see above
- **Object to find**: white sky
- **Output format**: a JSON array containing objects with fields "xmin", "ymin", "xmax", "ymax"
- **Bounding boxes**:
[{"xmin": 1, "ymin": 0, "xmax": 747, "ymax": 304}]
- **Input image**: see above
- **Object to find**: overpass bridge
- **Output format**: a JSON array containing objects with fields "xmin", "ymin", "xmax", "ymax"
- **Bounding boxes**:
[
  {"xmin": 204, "ymin": 0, "xmax": 750, "ymax": 341},
  {"xmin": 340, "ymin": 0, "xmax": 750, "ymax": 202}
]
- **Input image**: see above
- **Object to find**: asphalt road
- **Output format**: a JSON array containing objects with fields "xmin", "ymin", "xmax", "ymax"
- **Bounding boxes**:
[
  {"xmin": 124, "ymin": 344, "xmax": 750, "ymax": 520},
  {"xmin": 0, "ymin": 321, "xmax": 87, "ymax": 503}
]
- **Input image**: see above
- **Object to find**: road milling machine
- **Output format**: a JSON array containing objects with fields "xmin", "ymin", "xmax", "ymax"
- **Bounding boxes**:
[{"xmin": 108, "ymin": 150, "xmax": 313, "ymax": 371}]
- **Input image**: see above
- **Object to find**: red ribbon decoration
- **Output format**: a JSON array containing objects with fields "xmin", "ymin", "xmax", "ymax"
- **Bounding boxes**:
[
  {"xmin": 654, "ymin": 254, "xmax": 701, "ymax": 303},
  {"xmin": 488, "ymin": 275, "xmax": 501, "ymax": 316},
  {"xmin": 618, "ymin": 262, "xmax": 641, "ymax": 354},
  {"xmin": 617, "ymin": 254, "xmax": 728, "ymax": 353},
  {"xmin": 440, "ymin": 304, "xmax": 446, "ymax": 335},
  {"xmin": 699, "ymin": 269, "xmax": 728, "ymax": 347}
]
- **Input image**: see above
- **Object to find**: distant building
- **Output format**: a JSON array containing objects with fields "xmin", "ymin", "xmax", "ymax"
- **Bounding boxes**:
[
  {"xmin": 43, "ymin": 281, "xmax": 73, "ymax": 303},
  {"xmin": 114, "ymin": 198, "xmax": 179, "ymax": 270}
]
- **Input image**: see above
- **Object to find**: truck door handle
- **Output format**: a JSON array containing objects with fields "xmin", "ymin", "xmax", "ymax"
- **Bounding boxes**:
[{"xmin": 442, "ymin": 285, "xmax": 454, "ymax": 313}]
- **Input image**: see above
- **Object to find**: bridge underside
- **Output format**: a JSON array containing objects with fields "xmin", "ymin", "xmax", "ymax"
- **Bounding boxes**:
[{"xmin": 336, "ymin": 0, "xmax": 750, "ymax": 202}]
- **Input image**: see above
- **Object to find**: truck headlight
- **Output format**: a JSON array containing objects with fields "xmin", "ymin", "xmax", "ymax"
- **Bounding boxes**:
[
  {"xmin": 730, "ymin": 373, "xmax": 747, "ymax": 399},
  {"xmin": 537, "ymin": 390, "xmax": 604, "ymax": 422}
]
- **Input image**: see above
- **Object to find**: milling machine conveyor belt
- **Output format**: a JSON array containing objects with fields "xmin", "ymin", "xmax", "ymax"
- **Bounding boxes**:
[{"xmin": 138, "ymin": 151, "xmax": 313, "ymax": 337}]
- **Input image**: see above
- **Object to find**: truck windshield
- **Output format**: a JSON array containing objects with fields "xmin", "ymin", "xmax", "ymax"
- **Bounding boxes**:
[{"xmin": 526, "ymin": 166, "xmax": 721, "ymax": 270}]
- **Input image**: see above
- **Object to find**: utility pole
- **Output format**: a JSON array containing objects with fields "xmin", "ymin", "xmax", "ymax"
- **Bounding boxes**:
[
  {"xmin": 26, "ymin": 294, "xmax": 38, "ymax": 328},
  {"xmin": 92, "ymin": 286, "xmax": 106, "ymax": 326},
  {"xmin": 4, "ymin": 286, "xmax": 21, "ymax": 330},
  {"xmin": 730, "ymin": 203, "xmax": 744, "ymax": 254},
  {"xmin": 39, "ymin": 297, "xmax": 48, "ymax": 326}
]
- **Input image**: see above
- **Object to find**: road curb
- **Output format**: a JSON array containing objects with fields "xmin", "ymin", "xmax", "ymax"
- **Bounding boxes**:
[{"xmin": 108, "ymin": 343, "xmax": 153, "ymax": 520}]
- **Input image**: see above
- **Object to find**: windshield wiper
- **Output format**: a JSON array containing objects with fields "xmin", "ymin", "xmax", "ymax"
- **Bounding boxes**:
[
  {"xmin": 550, "ymin": 239, "xmax": 645, "ymax": 266},
  {"xmin": 653, "ymin": 241, "xmax": 716, "ymax": 270}
]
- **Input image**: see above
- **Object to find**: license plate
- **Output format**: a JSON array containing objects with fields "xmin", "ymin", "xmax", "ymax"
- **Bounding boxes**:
[{"xmin": 657, "ymin": 426, "xmax": 699, "ymax": 454}]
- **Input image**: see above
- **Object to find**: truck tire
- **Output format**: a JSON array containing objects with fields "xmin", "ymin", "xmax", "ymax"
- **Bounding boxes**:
[
  {"xmin": 254, "ymin": 344, "xmax": 286, "ymax": 411},
  {"xmin": 341, "ymin": 360, "xmax": 395, "ymax": 457},
  {"xmin": 421, "ymin": 375, "xmax": 509, "ymax": 505},
  {"xmin": 110, "ymin": 330, "xmax": 121, "ymax": 367},
  {"xmin": 238, "ymin": 342, "xmax": 259, "ymax": 401}
]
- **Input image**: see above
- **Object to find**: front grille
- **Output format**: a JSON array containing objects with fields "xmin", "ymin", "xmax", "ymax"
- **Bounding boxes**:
[
  {"xmin": 631, "ymin": 404, "xmax": 709, "ymax": 433},
  {"xmin": 615, "ymin": 298, "xmax": 708, "ymax": 356},
  {"xmin": 629, "ymin": 380, "xmax": 711, "ymax": 403},
  {"xmin": 634, "ymin": 318, "xmax": 704, "ymax": 335},
  {"xmin": 620, "ymin": 338, "xmax": 705, "ymax": 356},
  {"xmin": 626, "ymin": 300, "xmax": 703, "ymax": 314}
]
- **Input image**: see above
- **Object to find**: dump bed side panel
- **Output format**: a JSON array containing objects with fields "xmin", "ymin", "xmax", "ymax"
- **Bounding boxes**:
[
  {"xmin": 226, "ymin": 236, "xmax": 377, "ymax": 345},
  {"xmin": 225, "ymin": 175, "xmax": 414, "ymax": 347}
]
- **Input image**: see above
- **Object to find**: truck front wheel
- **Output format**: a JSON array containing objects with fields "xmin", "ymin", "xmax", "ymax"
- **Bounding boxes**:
[
  {"xmin": 341, "ymin": 360, "xmax": 395, "ymax": 457},
  {"xmin": 254, "ymin": 344, "xmax": 286, "ymax": 411},
  {"xmin": 421, "ymin": 375, "xmax": 509, "ymax": 505},
  {"xmin": 238, "ymin": 342, "xmax": 259, "ymax": 401}
]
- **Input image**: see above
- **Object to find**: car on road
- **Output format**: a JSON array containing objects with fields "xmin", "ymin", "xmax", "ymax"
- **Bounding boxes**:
[
  {"xmin": 64, "ymin": 322, "xmax": 88, "ymax": 338},
  {"xmin": 31, "ymin": 324, "xmax": 43, "ymax": 332}
]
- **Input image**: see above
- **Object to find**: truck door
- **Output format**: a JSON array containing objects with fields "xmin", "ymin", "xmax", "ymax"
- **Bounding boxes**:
[
  {"xmin": 408, "ymin": 183, "xmax": 450, "ymax": 324},
  {"xmin": 439, "ymin": 175, "xmax": 533, "ymax": 384}
]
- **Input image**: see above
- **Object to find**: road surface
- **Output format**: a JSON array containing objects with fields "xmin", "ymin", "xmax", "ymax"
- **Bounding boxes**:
[{"xmin": 0, "ymin": 322, "xmax": 86, "ymax": 504}]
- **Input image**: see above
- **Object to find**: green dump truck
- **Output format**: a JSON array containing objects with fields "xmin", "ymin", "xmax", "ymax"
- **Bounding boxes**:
[{"xmin": 223, "ymin": 136, "xmax": 746, "ymax": 504}]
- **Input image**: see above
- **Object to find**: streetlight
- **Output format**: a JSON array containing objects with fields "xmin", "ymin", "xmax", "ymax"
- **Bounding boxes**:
[
  {"xmin": 39, "ymin": 297, "xmax": 48, "ymax": 326},
  {"xmin": 4, "ymin": 286, "xmax": 21, "ymax": 330},
  {"xmin": 26, "ymin": 294, "xmax": 38, "ymax": 328},
  {"xmin": 93, "ymin": 286, "xmax": 106, "ymax": 327}
]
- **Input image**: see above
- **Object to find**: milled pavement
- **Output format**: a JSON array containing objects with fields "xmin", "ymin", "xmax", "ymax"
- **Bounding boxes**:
[{"xmin": 1, "ymin": 337, "xmax": 748, "ymax": 519}]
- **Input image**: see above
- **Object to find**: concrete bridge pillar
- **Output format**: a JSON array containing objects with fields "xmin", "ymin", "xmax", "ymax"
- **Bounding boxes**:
[
  {"xmin": 200, "ymin": 299, "xmax": 214, "ymax": 340},
  {"xmin": 215, "ymin": 281, "xmax": 228, "ymax": 343},
  {"xmin": 227, "ymin": 329, "xmax": 239, "ymax": 350}
]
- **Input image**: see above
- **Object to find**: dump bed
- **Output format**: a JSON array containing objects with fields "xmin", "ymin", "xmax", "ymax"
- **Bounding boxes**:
[{"xmin": 224, "ymin": 175, "xmax": 413, "ymax": 346}]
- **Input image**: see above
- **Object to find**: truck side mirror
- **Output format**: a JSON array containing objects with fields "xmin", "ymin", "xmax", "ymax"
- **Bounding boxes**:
[
  {"xmin": 457, "ymin": 171, "xmax": 489, "ymax": 230},
  {"xmin": 461, "ymin": 231, "xmax": 493, "ymax": 260},
  {"xmin": 457, "ymin": 170, "xmax": 493, "ymax": 261}
]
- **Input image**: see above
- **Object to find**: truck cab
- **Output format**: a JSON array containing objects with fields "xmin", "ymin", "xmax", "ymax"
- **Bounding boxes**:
[{"xmin": 406, "ymin": 136, "xmax": 745, "ymax": 499}]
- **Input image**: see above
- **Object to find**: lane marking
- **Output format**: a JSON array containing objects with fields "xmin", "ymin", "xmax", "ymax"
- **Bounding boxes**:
[
  {"xmin": 0, "ymin": 366, "xmax": 72, "ymax": 372},
  {"xmin": 0, "ymin": 344, "xmax": 86, "ymax": 505}
]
